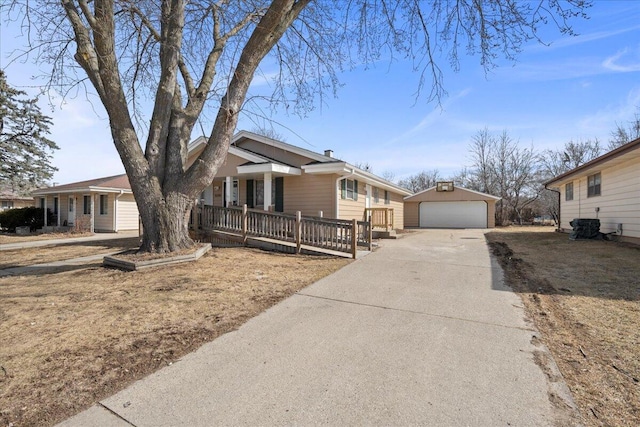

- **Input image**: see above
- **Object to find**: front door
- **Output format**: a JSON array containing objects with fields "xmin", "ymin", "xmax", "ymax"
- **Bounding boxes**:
[{"xmin": 68, "ymin": 196, "xmax": 75, "ymax": 226}]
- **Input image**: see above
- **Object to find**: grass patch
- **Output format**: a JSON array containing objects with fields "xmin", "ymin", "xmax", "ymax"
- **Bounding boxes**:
[
  {"xmin": 0, "ymin": 247, "xmax": 350, "ymax": 426},
  {"xmin": 486, "ymin": 227, "xmax": 640, "ymax": 426}
]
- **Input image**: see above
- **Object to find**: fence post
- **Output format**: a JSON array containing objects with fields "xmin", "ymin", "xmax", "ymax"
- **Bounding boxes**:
[
  {"xmin": 384, "ymin": 209, "xmax": 389, "ymax": 231},
  {"xmin": 242, "ymin": 204, "xmax": 248, "ymax": 245},
  {"xmin": 296, "ymin": 211, "xmax": 302, "ymax": 254},
  {"xmin": 351, "ymin": 218, "xmax": 357, "ymax": 259},
  {"xmin": 368, "ymin": 215, "xmax": 373, "ymax": 251}
]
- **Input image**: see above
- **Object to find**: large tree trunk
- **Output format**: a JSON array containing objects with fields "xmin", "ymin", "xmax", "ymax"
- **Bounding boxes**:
[{"xmin": 138, "ymin": 190, "xmax": 194, "ymax": 253}]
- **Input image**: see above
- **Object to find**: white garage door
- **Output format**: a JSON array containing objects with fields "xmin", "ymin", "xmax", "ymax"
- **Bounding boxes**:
[{"xmin": 420, "ymin": 201, "xmax": 487, "ymax": 228}]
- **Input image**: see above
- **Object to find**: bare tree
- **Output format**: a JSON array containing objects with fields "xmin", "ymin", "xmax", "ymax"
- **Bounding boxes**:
[
  {"xmin": 540, "ymin": 138, "xmax": 602, "ymax": 178},
  {"xmin": 609, "ymin": 109, "xmax": 640, "ymax": 150},
  {"xmin": 538, "ymin": 138, "xmax": 602, "ymax": 225},
  {"xmin": 354, "ymin": 162, "xmax": 373, "ymax": 173},
  {"xmin": 2, "ymin": 0, "xmax": 590, "ymax": 253},
  {"xmin": 398, "ymin": 169, "xmax": 442, "ymax": 193},
  {"xmin": 381, "ymin": 170, "xmax": 396, "ymax": 183},
  {"xmin": 467, "ymin": 129, "xmax": 538, "ymax": 225},
  {"xmin": 250, "ymin": 126, "xmax": 286, "ymax": 142}
]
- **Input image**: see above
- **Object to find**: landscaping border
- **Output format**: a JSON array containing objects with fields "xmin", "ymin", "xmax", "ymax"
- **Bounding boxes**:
[{"xmin": 103, "ymin": 243, "xmax": 212, "ymax": 271}]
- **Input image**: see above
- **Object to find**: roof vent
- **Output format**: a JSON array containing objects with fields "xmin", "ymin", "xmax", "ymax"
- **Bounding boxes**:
[{"xmin": 324, "ymin": 149, "xmax": 333, "ymax": 158}]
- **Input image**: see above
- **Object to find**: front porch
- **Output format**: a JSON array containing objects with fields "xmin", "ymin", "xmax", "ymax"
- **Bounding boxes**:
[{"xmin": 190, "ymin": 204, "xmax": 372, "ymax": 259}]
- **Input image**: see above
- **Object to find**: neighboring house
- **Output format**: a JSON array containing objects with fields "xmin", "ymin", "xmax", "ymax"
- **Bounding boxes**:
[
  {"xmin": 31, "ymin": 175, "xmax": 139, "ymax": 233},
  {"xmin": 188, "ymin": 131, "xmax": 411, "ymax": 229},
  {"xmin": 0, "ymin": 190, "xmax": 34, "ymax": 211},
  {"xmin": 544, "ymin": 137, "xmax": 640, "ymax": 244},
  {"xmin": 404, "ymin": 183, "xmax": 500, "ymax": 228}
]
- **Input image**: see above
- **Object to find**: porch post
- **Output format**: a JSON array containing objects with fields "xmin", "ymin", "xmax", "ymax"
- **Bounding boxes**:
[
  {"xmin": 57, "ymin": 194, "xmax": 61, "ymax": 227},
  {"xmin": 225, "ymin": 176, "xmax": 232, "ymax": 207},
  {"xmin": 263, "ymin": 172, "xmax": 272, "ymax": 211},
  {"xmin": 43, "ymin": 197, "xmax": 47, "ymax": 227},
  {"xmin": 351, "ymin": 218, "xmax": 357, "ymax": 259},
  {"xmin": 90, "ymin": 195, "xmax": 95, "ymax": 233}
]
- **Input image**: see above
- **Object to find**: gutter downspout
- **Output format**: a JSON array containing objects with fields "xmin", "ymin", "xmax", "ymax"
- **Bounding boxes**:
[
  {"xmin": 114, "ymin": 190, "xmax": 124, "ymax": 232},
  {"xmin": 544, "ymin": 184, "xmax": 561, "ymax": 231},
  {"xmin": 335, "ymin": 168, "xmax": 356, "ymax": 219}
]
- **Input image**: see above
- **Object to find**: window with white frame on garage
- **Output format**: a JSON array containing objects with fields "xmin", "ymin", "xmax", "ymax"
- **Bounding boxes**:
[
  {"xmin": 384, "ymin": 190, "xmax": 390, "ymax": 205},
  {"xmin": 587, "ymin": 173, "xmax": 601, "ymax": 197},
  {"xmin": 565, "ymin": 182, "xmax": 573, "ymax": 201}
]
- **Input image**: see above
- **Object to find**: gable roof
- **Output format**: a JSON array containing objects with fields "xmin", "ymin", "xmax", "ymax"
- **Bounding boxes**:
[
  {"xmin": 545, "ymin": 136, "xmax": 640, "ymax": 187},
  {"xmin": 32, "ymin": 174, "xmax": 132, "ymax": 195},
  {"xmin": 403, "ymin": 185, "xmax": 500, "ymax": 201},
  {"xmin": 232, "ymin": 130, "xmax": 335, "ymax": 164}
]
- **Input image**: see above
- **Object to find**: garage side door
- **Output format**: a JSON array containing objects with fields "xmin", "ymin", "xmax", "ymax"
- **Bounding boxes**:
[{"xmin": 419, "ymin": 201, "xmax": 487, "ymax": 228}]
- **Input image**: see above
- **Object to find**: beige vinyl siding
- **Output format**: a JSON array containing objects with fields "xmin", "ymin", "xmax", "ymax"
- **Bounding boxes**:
[
  {"xmin": 284, "ymin": 173, "xmax": 335, "ymax": 217},
  {"xmin": 116, "ymin": 194, "xmax": 139, "ymax": 231},
  {"xmin": 559, "ymin": 157, "xmax": 640, "ymax": 239},
  {"xmin": 212, "ymin": 180, "xmax": 225, "ymax": 207},
  {"xmin": 387, "ymin": 191, "xmax": 405, "ymax": 230},
  {"xmin": 59, "ymin": 197, "xmax": 69, "ymax": 225},
  {"xmin": 94, "ymin": 193, "xmax": 115, "ymax": 232},
  {"xmin": 338, "ymin": 179, "xmax": 366, "ymax": 221},
  {"xmin": 405, "ymin": 203, "xmax": 420, "ymax": 227}
]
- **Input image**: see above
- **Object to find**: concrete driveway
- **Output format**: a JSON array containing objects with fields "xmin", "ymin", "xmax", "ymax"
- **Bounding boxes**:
[{"xmin": 60, "ymin": 229, "xmax": 578, "ymax": 426}]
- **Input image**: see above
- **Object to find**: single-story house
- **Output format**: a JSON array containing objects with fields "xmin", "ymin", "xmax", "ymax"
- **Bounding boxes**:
[
  {"xmin": 31, "ymin": 174, "xmax": 139, "ymax": 233},
  {"xmin": 188, "ymin": 131, "xmax": 412, "ymax": 229},
  {"xmin": 0, "ymin": 190, "xmax": 34, "ymax": 211},
  {"xmin": 404, "ymin": 182, "xmax": 500, "ymax": 228},
  {"xmin": 544, "ymin": 136, "xmax": 640, "ymax": 244}
]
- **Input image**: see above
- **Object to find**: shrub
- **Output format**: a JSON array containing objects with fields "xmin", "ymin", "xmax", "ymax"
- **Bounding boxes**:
[{"xmin": 0, "ymin": 207, "xmax": 54, "ymax": 232}]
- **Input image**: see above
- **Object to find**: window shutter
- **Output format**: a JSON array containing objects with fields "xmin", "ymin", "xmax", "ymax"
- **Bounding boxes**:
[
  {"xmin": 246, "ymin": 179, "xmax": 254, "ymax": 208},
  {"xmin": 275, "ymin": 177, "xmax": 284, "ymax": 212},
  {"xmin": 354, "ymin": 180, "xmax": 358, "ymax": 201},
  {"xmin": 341, "ymin": 179, "xmax": 346, "ymax": 199}
]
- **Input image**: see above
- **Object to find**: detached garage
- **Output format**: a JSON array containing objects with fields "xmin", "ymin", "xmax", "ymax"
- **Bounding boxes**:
[{"xmin": 404, "ymin": 183, "xmax": 500, "ymax": 229}]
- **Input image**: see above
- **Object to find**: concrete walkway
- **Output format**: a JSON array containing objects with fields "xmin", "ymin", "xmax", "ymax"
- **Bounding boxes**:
[
  {"xmin": 59, "ymin": 229, "xmax": 578, "ymax": 426},
  {"xmin": 0, "ymin": 231, "xmax": 139, "ymax": 251}
]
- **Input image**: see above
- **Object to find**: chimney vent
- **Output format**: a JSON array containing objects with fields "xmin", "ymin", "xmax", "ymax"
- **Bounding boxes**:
[{"xmin": 324, "ymin": 149, "xmax": 333, "ymax": 158}]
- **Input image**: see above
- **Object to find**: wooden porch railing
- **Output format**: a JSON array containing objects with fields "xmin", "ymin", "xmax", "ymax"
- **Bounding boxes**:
[
  {"xmin": 364, "ymin": 208, "xmax": 394, "ymax": 231},
  {"xmin": 192, "ymin": 204, "xmax": 371, "ymax": 258}
]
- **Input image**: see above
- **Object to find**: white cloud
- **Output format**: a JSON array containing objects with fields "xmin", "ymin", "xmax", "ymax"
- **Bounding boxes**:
[
  {"xmin": 384, "ymin": 88, "xmax": 472, "ymax": 146},
  {"xmin": 602, "ymin": 48, "xmax": 640, "ymax": 72}
]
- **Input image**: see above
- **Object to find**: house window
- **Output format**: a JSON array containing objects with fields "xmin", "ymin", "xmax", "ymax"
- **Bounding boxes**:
[
  {"xmin": 83, "ymin": 195, "xmax": 91, "ymax": 214},
  {"xmin": 99, "ymin": 195, "xmax": 108, "ymax": 215},
  {"xmin": 373, "ymin": 187, "xmax": 380, "ymax": 203},
  {"xmin": 341, "ymin": 179, "xmax": 358, "ymax": 201},
  {"xmin": 1, "ymin": 201, "xmax": 13, "ymax": 209},
  {"xmin": 384, "ymin": 190, "xmax": 390, "ymax": 205},
  {"xmin": 40, "ymin": 198, "xmax": 45, "ymax": 209},
  {"xmin": 69, "ymin": 197, "xmax": 74, "ymax": 212},
  {"xmin": 565, "ymin": 182, "xmax": 573, "ymax": 201},
  {"xmin": 587, "ymin": 173, "xmax": 601, "ymax": 197},
  {"xmin": 53, "ymin": 197, "xmax": 59, "ymax": 214}
]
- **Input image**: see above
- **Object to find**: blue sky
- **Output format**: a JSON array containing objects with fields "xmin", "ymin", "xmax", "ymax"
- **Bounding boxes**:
[{"xmin": 1, "ymin": 1, "xmax": 640, "ymax": 184}]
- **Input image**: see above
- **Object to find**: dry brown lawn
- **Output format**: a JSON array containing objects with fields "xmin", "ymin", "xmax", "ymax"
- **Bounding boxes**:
[
  {"xmin": 0, "ymin": 237, "xmax": 141, "ymax": 270},
  {"xmin": 486, "ymin": 227, "xmax": 640, "ymax": 427},
  {"xmin": 0, "ymin": 247, "xmax": 349, "ymax": 427},
  {"xmin": 0, "ymin": 232, "xmax": 93, "ymax": 245}
]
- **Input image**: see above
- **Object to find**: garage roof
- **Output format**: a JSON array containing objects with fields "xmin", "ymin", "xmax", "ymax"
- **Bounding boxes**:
[{"xmin": 404, "ymin": 185, "xmax": 500, "ymax": 202}]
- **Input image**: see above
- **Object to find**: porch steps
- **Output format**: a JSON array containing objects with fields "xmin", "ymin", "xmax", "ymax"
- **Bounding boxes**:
[{"xmin": 372, "ymin": 229, "xmax": 400, "ymax": 239}]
